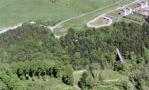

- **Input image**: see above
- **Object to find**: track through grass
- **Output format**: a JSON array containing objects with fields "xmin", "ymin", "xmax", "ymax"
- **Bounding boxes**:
[{"xmin": 0, "ymin": 0, "xmax": 119, "ymax": 27}]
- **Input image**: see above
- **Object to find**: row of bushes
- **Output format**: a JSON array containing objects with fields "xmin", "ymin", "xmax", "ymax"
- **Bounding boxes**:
[{"xmin": 11, "ymin": 60, "xmax": 74, "ymax": 85}]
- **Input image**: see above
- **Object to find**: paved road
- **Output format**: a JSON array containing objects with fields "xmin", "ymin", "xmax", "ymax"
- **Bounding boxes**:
[
  {"xmin": 0, "ymin": 2, "xmax": 116, "ymax": 34},
  {"xmin": 0, "ymin": 0, "xmax": 137, "ymax": 35},
  {"xmin": 86, "ymin": 0, "xmax": 138, "ymax": 28},
  {"xmin": 0, "ymin": 23, "xmax": 22, "ymax": 34},
  {"xmin": 47, "ymin": 0, "xmax": 125, "ymax": 31},
  {"xmin": 50, "ymin": 0, "xmax": 137, "ymax": 30}
]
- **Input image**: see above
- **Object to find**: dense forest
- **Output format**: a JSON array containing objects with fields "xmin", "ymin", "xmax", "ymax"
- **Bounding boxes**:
[{"xmin": 0, "ymin": 21, "xmax": 148, "ymax": 90}]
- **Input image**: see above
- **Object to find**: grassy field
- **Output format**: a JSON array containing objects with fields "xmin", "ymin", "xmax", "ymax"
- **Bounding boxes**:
[
  {"xmin": 73, "ymin": 69, "xmax": 129, "ymax": 90},
  {"xmin": 16, "ymin": 78, "xmax": 76, "ymax": 90},
  {"xmin": 124, "ymin": 14, "xmax": 145, "ymax": 22},
  {"xmin": 107, "ymin": 0, "xmax": 137, "ymax": 17},
  {"xmin": 107, "ymin": 0, "xmax": 145, "ymax": 25},
  {"xmin": 0, "ymin": 0, "xmax": 138, "ymax": 37},
  {"xmin": 0, "ymin": 0, "xmax": 120, "ymax": 27},
  {"xmin": 53, "ymin": 0, "xmax": 135, "ymax": 36}
]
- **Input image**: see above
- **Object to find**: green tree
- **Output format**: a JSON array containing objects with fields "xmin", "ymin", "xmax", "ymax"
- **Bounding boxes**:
[
  {"xmin": 78, "ymin": 72, "xmax": 94, "ymax": 89},
  {"xmin": 62, "ymin": 65, "xmax": 74, "ymax": 85}
]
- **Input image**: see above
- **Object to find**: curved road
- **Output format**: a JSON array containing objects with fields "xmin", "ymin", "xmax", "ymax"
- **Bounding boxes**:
[
  {"xmin": 86, "ymin": 0, "xmax": 138, "ymax": 28},
  {"xmin": 0, "ymin": 0, "xmax": 137, "ymax": 36},
  {"xmin": 47, "ymin": 0, "xmax": 125, "ymax": 31},
  {"xmin": 87, "ymin": 16, "xmax": 113, "ymax": 29}
]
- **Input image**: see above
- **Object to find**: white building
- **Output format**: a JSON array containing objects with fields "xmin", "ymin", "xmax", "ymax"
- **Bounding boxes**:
[
  {"xmin": 119, "ymin": 7, "xmax": 133, "ymax": 16},
  {"xmin": 137, "ymin": 0, "xmax": 148, "ymax": 9}
]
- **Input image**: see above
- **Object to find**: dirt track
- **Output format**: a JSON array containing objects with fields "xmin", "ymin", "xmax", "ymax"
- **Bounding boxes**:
[
  {"xmin": 87, "ymin": 16, "xmax": 113, "ymax": 29},
  {"xmin": 0, "ymin": 23, "xmax": 22, "ymax": 34},
  {"xmin": 86, "ymin": 0, "xmax": 138, "ymax": 29},
  {"xmin": 0, "ymin": 0, "xmax": 137, "ymax": 36}
]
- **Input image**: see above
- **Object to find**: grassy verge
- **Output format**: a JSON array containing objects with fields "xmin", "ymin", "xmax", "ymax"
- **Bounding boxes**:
[
  {"xmin": 53, "ymin": 0, "xmax": 136, "ymax": 36},
  {"xmin": 0, "ymin": 0, "xmax": 119, "ymax": 27}
]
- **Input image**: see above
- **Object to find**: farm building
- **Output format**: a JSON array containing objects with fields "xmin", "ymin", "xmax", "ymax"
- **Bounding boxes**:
[
  {"xmin": 119, "ymin": 7, "xmax": 133, "ymax": 16},
  {"xmin": 139, "ymin": 8, "xmax": 149, "ymax": 17},
  {"xmin": 134, "ymin": 1, "xmax": 149, "ymax": 17},
  {"xmin": 137, "ymin": 0, "xmax": 148, "ymax": 9},
  {"xmin": 103, "ymin": 18, "xmax": 110, "ymax": 24}
]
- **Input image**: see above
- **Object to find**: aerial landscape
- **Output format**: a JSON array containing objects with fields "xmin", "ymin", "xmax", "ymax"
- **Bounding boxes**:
[{"xmin": 0, "ymin": 0, "xmax": 149, "ymax": 90}]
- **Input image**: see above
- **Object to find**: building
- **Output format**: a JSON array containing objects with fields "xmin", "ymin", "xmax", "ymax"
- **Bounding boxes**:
[
  {"xmin": 137, "ymin": 0, "xmax": 148, "ymax": 9},
  {"xmin": 134, "ymin": 1, "xmax": 149, "ymax": 17},
  {"xmin": 119, "ymin": 7, "xmax": 133, "ymax": 16},
  {"xmin": 104, "ymin": 18, "xmax": 110, "ymax": 24},
  {"xmin": 139, "ymin": 8, "xmax": 149, "ymax": 17}
]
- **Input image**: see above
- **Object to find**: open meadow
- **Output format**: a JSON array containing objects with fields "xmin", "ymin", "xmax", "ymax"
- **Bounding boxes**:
[
  {"xmin": 0, "ymin": 1, "xmax": 149, "ymax": 90},
  {"xmin": 0, "ymin": 0, "xmax": 119, "ymax": 27}
]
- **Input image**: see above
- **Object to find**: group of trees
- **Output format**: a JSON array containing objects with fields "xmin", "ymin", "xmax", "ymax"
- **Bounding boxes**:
[
  {"xmin": 12, "ymin": 60, "xmax": 60, "ymax": 80},
  {"xmin": 0, "ymin": 63, "xmax": 19, "ymax": 90},
  {"xmin": 60, "ymin": 21, "xmax": 149, "ymax": 70},
  {"xmin": 0, "ymin": 24, "xmax": 73, "ymax": 89},
  {"xmin": 60, "ymin": 21, "xmax": 149, "ymax": 89},
  {"xmin": 0, "ymin": 23, "xmax": 70, "ymax": 64},
  {"xmin": 0, "ymin": 60, "xmax": 74, "ymax": 89},
  {"xmin": 0, "ymin": 21, "xmax": 148, "ymax": 90},
  {"xmin": 12, "ymin": 60, "xmax": 74, "ymax": 85}
]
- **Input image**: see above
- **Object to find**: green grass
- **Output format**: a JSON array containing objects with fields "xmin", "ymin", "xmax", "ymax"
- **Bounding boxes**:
[
  {"xmin": 94, "ymin": 85, "xmax": 119, "ymax": 90},
  {"xmin": 0, "ymin": 0, "xmax": 137, "ymax": 38},
  {"xmin": 16, "ymin": 78, "xmax": 76, "ymax": 90},
  {"xmin": 53, "ymin": 0, "xmax": 135, "ymax": 36},
  {"xmin": 107, "ymin": 0, "xmax": 137, "ymax": 17},
  {"xmin": 100, "ymin": 70, "xmax": 129, "ymax": 81},
  {"xmin": 91, "ymin": 70, "xmax": 129, "ymax": 90},
  {"xmin": 0, "ymin": 0, "xmax": 138, "ymax": 37},
  {"xmin": 73, "ymin": 69, "xmax": 129, "ymax": 90},
  {"xmin": 124, "ymin": 14, "xmax": 145, "ymax": 22},
  {"xmin": 0, "ymin": 0, "xmax": 120, "ymax": 27},
  {"xmin": 106, "ymin": 0, "xmax": 146, "ymax": 26}
]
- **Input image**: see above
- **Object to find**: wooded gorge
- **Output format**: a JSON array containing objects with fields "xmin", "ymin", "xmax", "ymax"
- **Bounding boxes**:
[{"xmin": 0, "ymin": 21, "xmax": 148, "ymax": 90}]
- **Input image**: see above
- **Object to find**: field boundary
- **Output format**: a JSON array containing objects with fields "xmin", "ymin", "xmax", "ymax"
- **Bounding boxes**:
[
  {"xmin": 86, "ymin": 0, "xmax": 138, "ymax": 29},
  {"xmin": 0, "ymin": 0, "xmax": 137, "ymax": 38}
]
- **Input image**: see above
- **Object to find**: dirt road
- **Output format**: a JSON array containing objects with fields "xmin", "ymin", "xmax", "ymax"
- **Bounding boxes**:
[
  {"xmin": 86, "ymin": 0, "xmax": 138, "ymax": 28},
  {"xmin": 0, "ymin": 23, "xmax": 22, "ymax": 34},
  {"xmin": 0, "ymin": 0, "xmax": 137, "ymax": 36}
]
